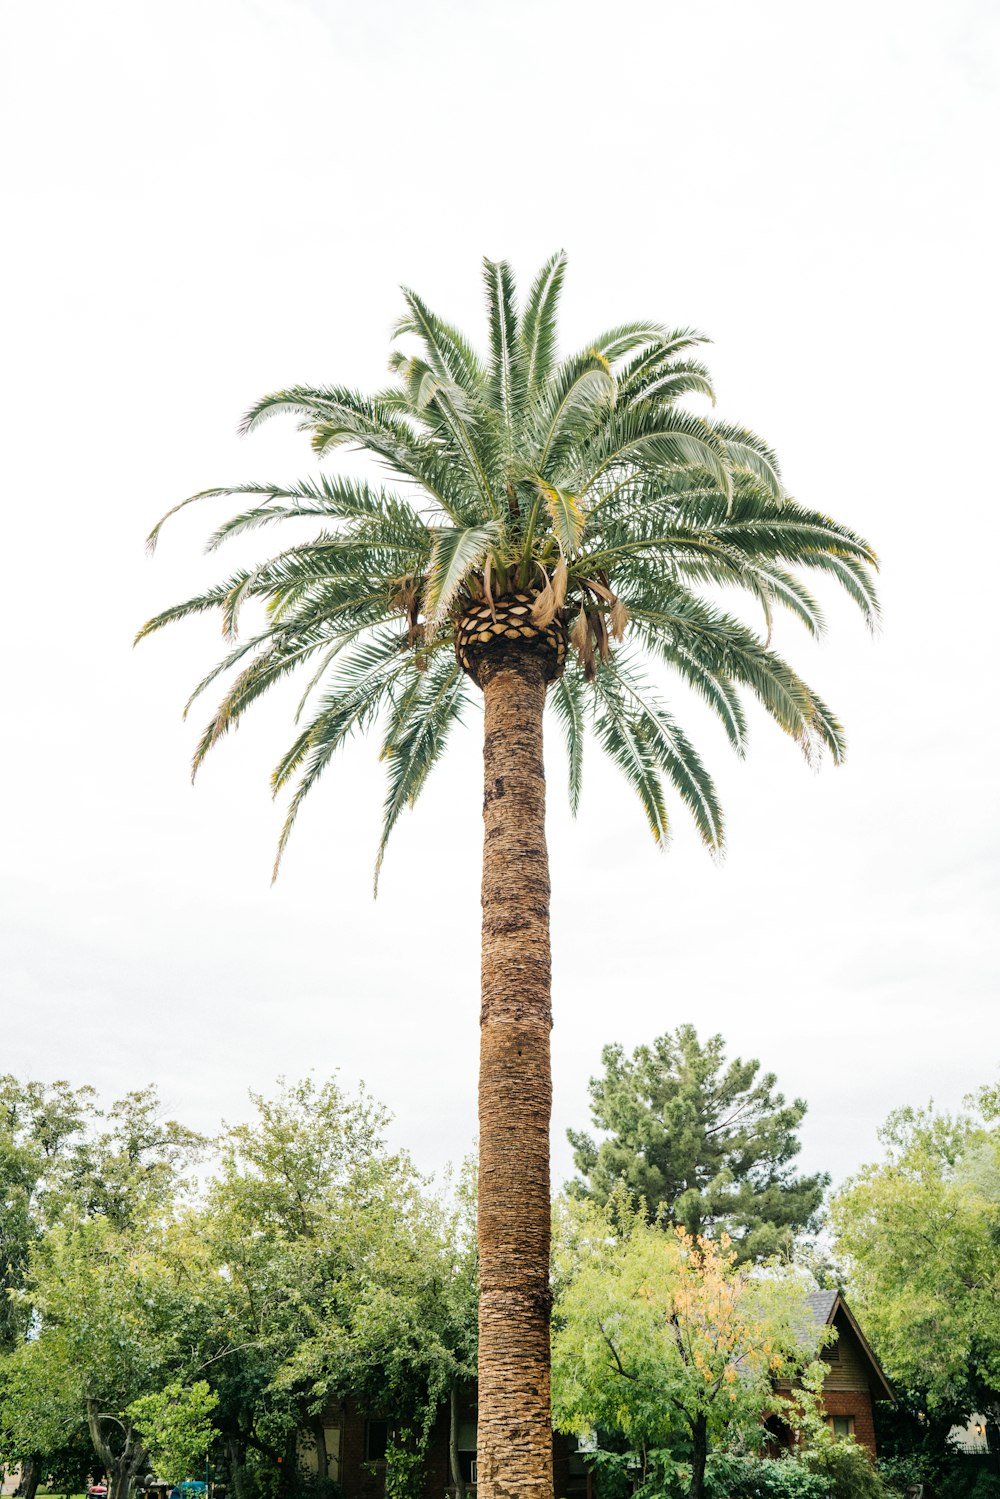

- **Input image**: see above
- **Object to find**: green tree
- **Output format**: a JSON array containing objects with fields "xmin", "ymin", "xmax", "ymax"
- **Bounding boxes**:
[
  {"xmin": 831, "ymin": 1086, "xmax": 1000, "ymax": 1438},
  {"xmin": 0, "ymin": 1076, "xmax": 96, "ymax": 1353},
  {"xmin": 140, "ymin": 254, "xmax": 878, "ymax": 1497},
  {"xmin": 0, "ymin": 1083, "xmax": 208, "ymax": 1499},
  {"xmin": 0, "ymin": 1213, "xmax": 217, "ymax": 1499},
  {"xmin": 0, "ymin": 1078, "xmax": 101, "ymax": 1499},
  {"xmin": 551, "ymin": 1195, "xmax": 830, "ymax": 1499},
  {"xmin": 568, "ymin": 1026, "xmax": 827, "ymax": 1260},
  {"xmin": 199, "ymin": 1078, "xmax": 476, "ymax": 1499},
  {"xmin": 126, "ymin": 1381, "xmax": 219, "ymax": 1484},
  {"xmin": 63, "ymin": 1086, "xmax": 204, "ymax": 1230}
]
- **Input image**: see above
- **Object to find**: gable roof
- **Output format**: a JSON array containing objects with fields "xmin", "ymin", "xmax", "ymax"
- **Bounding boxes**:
[{"xmin": 803, "ymin": 1289, "xmax": 896, "ymax": 1403}]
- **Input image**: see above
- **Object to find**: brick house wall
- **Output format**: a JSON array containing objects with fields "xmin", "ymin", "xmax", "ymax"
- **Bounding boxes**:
[{"xmin": 822, "ymin": 1388, "xmax": 877, "ymax": 1457}]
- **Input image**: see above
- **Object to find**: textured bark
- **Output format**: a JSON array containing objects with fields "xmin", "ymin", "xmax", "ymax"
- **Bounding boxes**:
[{"xmin": 477, "ymin": 653, "xmax": 554, "ymax": 1499}]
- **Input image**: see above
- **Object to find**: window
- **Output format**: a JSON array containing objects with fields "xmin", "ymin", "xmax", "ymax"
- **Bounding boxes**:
[
  {"xmin": 828, "ymin": 1416, "xmax": 855, "ymax": 1441},
  {"xmin": 457, "ymin": 1418, "xmax": 477, "ymax": 1484},
  {"xmin": 364, "ymin": 1419, "xmax": 389, "ymax": 1462}
]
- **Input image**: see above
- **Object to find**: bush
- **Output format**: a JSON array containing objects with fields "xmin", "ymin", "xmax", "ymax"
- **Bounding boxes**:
[
  {"xmin": 706, "ymin": 1452, "xmax": 830, "ymax": 1499},
  {"xmin": 804, "ymin": 1441, "xmax": 885, "ymax": 1499},
  {"xmin": 967, "ymin": 1476, "xmax": 1000, "ymax": 1499}
]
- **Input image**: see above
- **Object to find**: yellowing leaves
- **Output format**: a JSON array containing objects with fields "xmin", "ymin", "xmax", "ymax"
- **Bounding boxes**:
[{"xmin": 534, "ymin": 477, "xmax": 585, "ymax": 557}]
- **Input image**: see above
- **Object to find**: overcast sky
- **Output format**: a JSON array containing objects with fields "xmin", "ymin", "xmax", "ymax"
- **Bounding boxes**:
[{"xmin": 2, "ymin": 0, "xmax": 998, "ymax": 1197}]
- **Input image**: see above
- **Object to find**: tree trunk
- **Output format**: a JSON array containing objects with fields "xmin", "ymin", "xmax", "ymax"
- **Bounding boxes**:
[
  {"xmin": 688, "ymin": 1413, "xmax": 708, "ymax": 1499},
  {"xmin": 85, "ymin": 1403, "xmax": 148, "ymax": 1499},
  {"xmin": 448, "ymin": 1383, "xmax": 467, "ymax": 1499},
  {"xmin": 276, "ymin": 1431, "xmax": 297, "ymax": 1499},
  {"xmin": 476, "ymin": 655, "xmax": 554, "ymax": 1499},
  {"xmin": 224, "ymin": 1434, "xmax": 250, "ymax": 1499},
  {"xmin": 14, "ymin": 1455, "xmax": 41, "ymax": 1499},
  {"xmin": 313, "ymin": 1420, "xmax": 328, "ymax": 1484}
]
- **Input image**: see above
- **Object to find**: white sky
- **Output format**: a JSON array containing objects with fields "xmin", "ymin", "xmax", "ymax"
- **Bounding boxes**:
[{"xmin": 2, "ymin": 0, "xmax": 998, "ymax": 1198}]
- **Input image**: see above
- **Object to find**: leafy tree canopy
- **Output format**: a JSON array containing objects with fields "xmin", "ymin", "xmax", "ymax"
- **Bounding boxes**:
[
  {"xmin": 201, "ymin": 1076, "xmax": 477, "ymax": 1479},
  {"xmin": 0, "ymin": 1075, "xmax": 95, "ymax": 1351},
  {"xmin": 0, "ymin": 1073, "xmax": 478, "ymax": 1499},
  {"xmin": 0, "ymin": 1210, "xmax": 218, "ymax": 1499},
  {"xmin": 127, "ymin": 1381, "xmax": 220, "ymax": 1483},
  {"xmin": 0, "ymin": 1077, "xmax": 206, "ymax": 1498},
  {"xmin": 551, "ymin": 1193, "xmax": 830, "ymax": 1499},
  {"xmin": 567, "ymin": 1026, "xmax": 827, "ymax": 1260},
  {"xmin": 831, "ymin": 1083, "xmax": 1000, "ymax": 1425}
]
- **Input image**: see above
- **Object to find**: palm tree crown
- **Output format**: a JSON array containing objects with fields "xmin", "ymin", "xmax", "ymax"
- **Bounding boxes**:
[{"xmin": 140, "ymin": 253, "xmax": 878, "ymax": 883}]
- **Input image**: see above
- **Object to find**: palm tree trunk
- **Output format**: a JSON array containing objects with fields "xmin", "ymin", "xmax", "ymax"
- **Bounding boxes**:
[{"xmin": 477, "ymin": 653, "xmax": 554, "ymax": 1499}]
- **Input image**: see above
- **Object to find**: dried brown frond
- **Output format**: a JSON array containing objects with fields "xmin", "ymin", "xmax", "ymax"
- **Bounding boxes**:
[
  {"xmin": 531, "ymin": 565, "xmax": 557, "ymax": 627},
  {"xmin": 570, "ymin": 605, "xmax": 595, "ymax": 679},
  {"xmin": 592, "ymin": 608, "xmax": 610, "ymax": 662},
  {"xmin": 610, "ymin": 598, "xmax": 630, "ymax": 641},
  {"xmin": 552, "ymin": 555, "xmax": 569, "ymax": 610},
  {"xmin": 483, "ymin": 556, "xmax": 497, "ymax": 621},
  {"xmin": 580, "ymin": 576, "xmax": 614, "ymax": 604}
]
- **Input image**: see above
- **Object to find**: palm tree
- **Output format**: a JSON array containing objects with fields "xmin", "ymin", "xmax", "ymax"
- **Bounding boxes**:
[{"xmin": 139, "ymin": 253, "xmax": 878, "ymax": 1499}]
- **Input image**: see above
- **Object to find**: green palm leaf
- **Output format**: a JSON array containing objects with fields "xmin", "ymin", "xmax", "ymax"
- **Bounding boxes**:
[
  {"xmin": 141, "ymin": 252, "xmax": 877, "ymax": 876},
  {"xmin": 374, "ymin": 655, "xmax": 469, "ymax": 890},
  {"xmin": 483, "ymin": 258, "xmax": 525, "ymax": 457},
  {"xmin": 535, "ymin": 479, "xmax": 585, "ymax": 558},
  {"xmin": 591, "ymin": 682, "xmax": 670, "ymax": 845},
  {"xmin": 521, "ymin": 251, "xmax": 567, "ymax": 397},
  {"xmin": 423, "ymin": 523, "xmax": 502, "ymax": 636},
  {"xmin": 549, "ymin": 670, "xmax": 585, "ymax": 814},
  {"xmin": 596, "ymin": 656, "xmax": 725, "ymax": 850}
]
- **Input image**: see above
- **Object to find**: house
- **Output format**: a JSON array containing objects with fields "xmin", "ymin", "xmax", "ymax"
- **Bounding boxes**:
[
  {"xmin": 784, "ymin": 1289, "xmax": 896, "ymax": 1457},
  {"xmin": 299, "ymin": 1291, "xmax": 892, "ymax": 1496}
]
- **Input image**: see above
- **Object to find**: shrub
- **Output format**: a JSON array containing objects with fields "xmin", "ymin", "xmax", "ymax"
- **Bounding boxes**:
[
  {"xmin": 706, "ymin": 1451, "xmax": 830, "ymax": 1499},
  {"xmin": 804, "ymin": 1440, "xmax": 885, "ymax": 1499}
]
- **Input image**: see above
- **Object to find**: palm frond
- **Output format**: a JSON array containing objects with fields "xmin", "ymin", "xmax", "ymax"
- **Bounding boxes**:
[
  {"xmin": 629, "ymin": 595, "xmax": 847, "ymax": 764},
  {"xmin": 549, "ymin": 670, "xmax": 585, "ymax": 814},
  {"xmin": 532, "ymin": 352, "xmax": 617, "ymax": 474},
  {"xmin": 136, "ymin": 574, "xmax": 252, "ymax": 641},
  {"xmin": 568, "ymin": 322, "xmax": 671, "ymax": 366},
  {"xmin": 141, "ymin": 254, "xmax": 876, "ymax": 885},
  {"xmin": 270, "ymin": 635, "xmax": 415, "ymax": 878},
  {"xmin": 596, "ymin": 656, "xmax": 725, "ymax": 850},
  {"xmin": 374, "ymin": 655, "xmax": 468, "ymax": 890},
  {"xmin": 798, "ymin": 551, "xmax": 882, "ymax": 630},
  {"xmin": 242, "ymin": 384, "xmax": 480, "ymax": 526},
  {"xmin": 590, "ymin": 676, "xmax": 670, "ymax": 844},
  {"xmin": 423, "ymin": 523, "xmax": 502, "ymax": 636},
  {"xmin": 520, "ymin": 251, "xmax": 567, "ymax": 397},
  {"xmin": 395, "ymin": 288, "xmax": 486, "ymax": 394},
  {"xmin": 534, "ymin": 479, "xmax": 585, "ymax": 558},
  {"xmin": 577, "ymin": 405, "xmax": 733, "ymax": 503},
  {"xmin": 713, "ymin": 421, "xmax": 784, "ymax": 503},
  {"xmin": 483, "ymin": 259, "xmax": 526, "ymax": 449}
]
